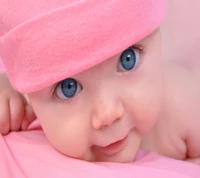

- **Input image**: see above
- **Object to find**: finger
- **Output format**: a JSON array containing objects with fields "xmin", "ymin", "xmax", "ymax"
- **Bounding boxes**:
[
  {"xmin": 0, "ymin": 97, "xmax": 10, "ymax": 135},
  {"xmin": 9, "ymin": 96, "xmax": 25, "ymax": 131},
  {"xmin": 21, "ymin": 104, "xmax": 36, "ymax": 130}
]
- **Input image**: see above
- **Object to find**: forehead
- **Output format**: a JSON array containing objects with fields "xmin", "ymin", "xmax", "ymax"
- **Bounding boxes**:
[{"xmin": 137, "ymin": 29, "xmax": 160, "ymax": 46}]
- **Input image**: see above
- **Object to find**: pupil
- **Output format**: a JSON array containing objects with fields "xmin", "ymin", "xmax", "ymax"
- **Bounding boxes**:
[
  {"xmin": 68, "ymin": 84, "xmax": 72, "ymax": 89},
  {"xmin": 126, "ymin": 55, "xmax": 131, "ymax": 61}
]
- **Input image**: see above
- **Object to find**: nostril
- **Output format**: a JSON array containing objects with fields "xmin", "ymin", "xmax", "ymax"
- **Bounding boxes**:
[
  {"xmin": 93, "ymin": 116, "xmax": 121, "ymax": 130},
  {"xmin": 107, "ymin": 117, "xmax": 121, "ymax": 126}
]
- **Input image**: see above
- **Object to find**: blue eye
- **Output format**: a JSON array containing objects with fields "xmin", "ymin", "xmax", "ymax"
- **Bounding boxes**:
[
  {"xmin": 55, "ymin": 78, "xmax": 82, "ymax": 100},
  {"xmin": 118, "ymin": 48, "xmax": 140, "ymax": 71}
]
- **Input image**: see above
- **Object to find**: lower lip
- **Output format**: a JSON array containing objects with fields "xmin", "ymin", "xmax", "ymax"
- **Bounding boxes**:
[{"xmin": 98, "ymin": 135, "xmax": 128, "ymax": 156}]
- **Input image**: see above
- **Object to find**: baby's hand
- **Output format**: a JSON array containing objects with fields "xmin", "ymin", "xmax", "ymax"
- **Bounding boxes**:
[{"xmin": 0, "ymin": 73, "xmax": 36, "ymax": 135}]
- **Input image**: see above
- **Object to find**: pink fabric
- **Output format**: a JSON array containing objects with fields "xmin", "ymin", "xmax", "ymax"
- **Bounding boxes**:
[
  {"xmin": 0, "ymin": 0, "xmax": 167, "ymax": 93},
  {"xmin": 0, "ymin": 121, "xmax": 200, "ymax": 178}
]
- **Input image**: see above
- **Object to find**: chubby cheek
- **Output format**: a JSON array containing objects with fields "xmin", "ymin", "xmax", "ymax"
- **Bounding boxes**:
[
  {"xmin": 29, "ymin": 98, "xmax": 92, "ymax": 160},
  {"xmin": 43, "ymin": 117, "xmax": 90, "ymax": 159},
  {"xmin": 132, "ymin": 92, "xmax": 162, "ymax": 135},
  {"xmin": 127, "ymin": 68, "xmax": 163, "ymax": 135}
]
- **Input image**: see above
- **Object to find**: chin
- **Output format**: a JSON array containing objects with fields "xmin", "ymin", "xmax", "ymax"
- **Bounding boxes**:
[
  {"xmin": 94, "ymin": 144, "xmax": 139, "ymax": 163},
  {"xmin": 93, "ymin": 150, "xmax": 136, "ymax": 163}
]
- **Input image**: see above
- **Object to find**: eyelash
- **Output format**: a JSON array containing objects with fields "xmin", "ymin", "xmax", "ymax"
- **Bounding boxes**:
[
  {"xmin": 130, "ymin": 44, "xmax": 144, "ymax": 52},
  {"xmin": 130, "ymin": 44, "xmax": 144, "ymax": 53}
]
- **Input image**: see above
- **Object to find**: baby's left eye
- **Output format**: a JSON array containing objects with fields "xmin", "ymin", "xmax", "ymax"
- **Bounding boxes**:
[
  {"xmin": 118, "ymin": 48, "xmax": 140, "ymax": 71},
  {"xmin": 55, "ymin": 78, "xmax": 82, "ymax": 100}
]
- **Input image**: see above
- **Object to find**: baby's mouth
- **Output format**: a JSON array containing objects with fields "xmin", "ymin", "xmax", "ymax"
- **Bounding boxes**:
[{"xmin": 97, "ymin": 134, "xmax": 128, "ymax": 156}]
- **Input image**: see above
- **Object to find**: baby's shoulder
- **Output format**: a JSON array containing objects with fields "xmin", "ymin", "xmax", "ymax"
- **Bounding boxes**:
[
  {"xmin": 161, "ymin": 61, "xmax": 200, "ymax": 158},
  {"xmin": 142, "ymin": 61, "xmax": 200, "ymax": 160},
  {"xmin": 162, "ymin": 61, "xmax": 200, "ymax": 127},
  {"xmin": 141, "ymin": 115, "xmax": 187, "ymax": 160}
]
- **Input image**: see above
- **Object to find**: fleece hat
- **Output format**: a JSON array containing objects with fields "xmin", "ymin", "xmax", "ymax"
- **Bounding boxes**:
[{"xmin": 0, "ymin": 0, "xmax": 167, "ymax": 93}]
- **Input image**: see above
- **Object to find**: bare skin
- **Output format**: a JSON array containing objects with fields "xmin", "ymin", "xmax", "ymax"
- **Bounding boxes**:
[
  {"xmin": 0, "ymin": 73, "xmax": 36, "ymax": 134},
  {"xmin": 141, "ymin": 61, "xmax": 200, "ymax": 164},
  {"xmin": 0, "ymin": 30, "xmax": 200, "ymax": 163}
]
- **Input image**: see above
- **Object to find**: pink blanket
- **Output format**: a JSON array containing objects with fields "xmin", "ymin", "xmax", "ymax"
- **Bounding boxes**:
[{"xmin": 0, "ymin": 120, "xmax": 199, "ymax": 178}]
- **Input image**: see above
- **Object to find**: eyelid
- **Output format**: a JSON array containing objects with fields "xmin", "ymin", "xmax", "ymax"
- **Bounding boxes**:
[
  {"xmin": 52, "ymin": 81, "xmax": 61, "ymax": 96},
  {"xmin": 130, "ymin": 44, "xmax": 144, "ymax": 52}
]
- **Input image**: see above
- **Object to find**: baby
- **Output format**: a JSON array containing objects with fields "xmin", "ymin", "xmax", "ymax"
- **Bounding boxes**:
[{"xmin": 0, "ymin": 0, "xmax": 200, "ymax": 163}]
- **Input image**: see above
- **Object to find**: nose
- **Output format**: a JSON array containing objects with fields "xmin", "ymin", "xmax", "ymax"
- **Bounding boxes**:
[{"xmin": 91, "ymin": 92, "xmax": 125, "ymax": 130}]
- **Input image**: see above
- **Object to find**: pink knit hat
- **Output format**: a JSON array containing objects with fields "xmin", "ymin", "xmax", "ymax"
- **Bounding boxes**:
[{"xmin": 0, "ymin": 0, "xmax": 167, "ymax": 93}]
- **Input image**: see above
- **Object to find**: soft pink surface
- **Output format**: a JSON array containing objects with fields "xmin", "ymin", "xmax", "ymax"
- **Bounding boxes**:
[
  {"xmin": 161, "ymin": 0, "xmax": 200, "ymax": 68},
  {"xmin": 0, "ymin": 120, "xmax": 199, "ymax": 178}
]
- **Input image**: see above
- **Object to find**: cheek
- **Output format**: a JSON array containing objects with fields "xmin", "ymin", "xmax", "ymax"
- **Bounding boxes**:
[
  {"xmin": 126, "ymin": 61, "xmax": 163, "ymax": 134},
  {"xmin": 29, "ymin": 97, "xmax": 92, "ymax": 159},
  {"xmin": 128, "ymin": 85, "xmax": 162, "ymax": 135},
  {"xmin": 133, "ymin": 89, "xmax": 162, "ymax": 135},
  {"xmin": 46, "ymin": 118, "xmax": 90, "ymax": 159},
  {"xmin": 136, "ymin": 49, "xmax": 163, "ymax": 133}
]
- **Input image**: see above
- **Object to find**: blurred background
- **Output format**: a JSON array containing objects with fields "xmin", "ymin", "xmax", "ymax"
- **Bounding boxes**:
[{"xmin": 161, "ymin": 0, "xmax": 200, "ymax": 69}]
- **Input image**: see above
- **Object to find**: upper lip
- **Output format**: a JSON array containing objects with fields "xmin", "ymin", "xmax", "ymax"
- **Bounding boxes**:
[
  {"xmin": 100, "ymin": 137, "xmax": 125, "ymax": 148},
  {"xmin": 96, "ymin": 133, "xmax": 129, "ymax": 148}
]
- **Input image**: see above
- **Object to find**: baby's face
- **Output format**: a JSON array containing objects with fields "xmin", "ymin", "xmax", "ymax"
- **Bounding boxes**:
[{"xmin": 28, "ymin": 29, "xmax": 163, "ymax": 162}]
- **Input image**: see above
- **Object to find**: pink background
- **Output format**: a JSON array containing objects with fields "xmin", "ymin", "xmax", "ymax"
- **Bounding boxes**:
[{"xmin": 161, "ymin": 0, "xmax": 200, "ymax": 66}]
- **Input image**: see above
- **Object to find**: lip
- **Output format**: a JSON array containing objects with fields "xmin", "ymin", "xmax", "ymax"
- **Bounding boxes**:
[{"xmin": 98, "ymin": 134, "xmax": 128, "ymax": 156}]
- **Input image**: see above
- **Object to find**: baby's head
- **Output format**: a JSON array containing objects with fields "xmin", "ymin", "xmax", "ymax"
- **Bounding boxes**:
[
  {"xmin": 29, "ymin": 29, "xmax": 163, "ymax": 162},
  {"xmin": 0, "ymin": 0, "xmax": 167, "ymax": 162}
]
